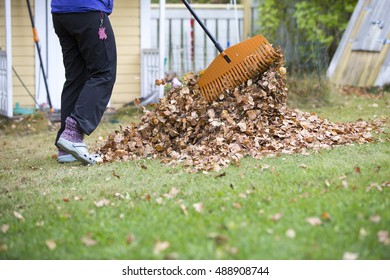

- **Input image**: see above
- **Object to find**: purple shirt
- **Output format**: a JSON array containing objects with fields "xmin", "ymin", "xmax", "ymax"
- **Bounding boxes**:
[{"xmin": 51, "ymin": 0, "xmax": 114, "ymax": 14}]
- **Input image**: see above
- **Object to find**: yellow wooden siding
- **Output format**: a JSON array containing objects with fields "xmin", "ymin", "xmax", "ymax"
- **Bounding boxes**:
[
  {"xmin": 109, "ymin": 1, "xmax": 141, "ymax": 108},
  {"xmin": 0, "ymin": 0, "xmax": 35, "ymax": 108},
  {"xmin": 0, "ymin": 0, "xmax": 141, "ymax": 110}
]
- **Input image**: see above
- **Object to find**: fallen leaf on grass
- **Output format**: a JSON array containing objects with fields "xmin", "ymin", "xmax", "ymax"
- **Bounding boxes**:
[
  {"xmin": 0, "ymin": 244, "xmax": 8, "ymax": 252},
  {"xmin": 233, "ymin": 202, "xmax": 241, "ymax": 209},
  {"xmin": 227, "ymin": 246, "xmax": 239, "ymax": 255},
  {"xmin": 215, "ymin": 172, "xmax": 226, "ymax": 178},
  {"xmin": 306, "ymin": 217, "xmax": 322, "ymax": 226},
  {"xmin": 193, "ymin": 203, "xmax": 204, "ymax": 213},
  {"xmin": 359, "ymin": 228, "xmax": 368, "ymax": 240},
  {"xmin": 164, "ymin": 252, "xmax": 179, "ymax": 260},
  {"xmin": 45, "ymin": 239, "xmax": 57, "ymax": 250},
  {"xmin": 112, "ymin": 170, "xmax": 121, "ymax": 179},
  {"xmin": 153, "ymin": 240, "xmax": 170, "ymax": 255},
  {"xmin": 114, "ymin": 193, "xmax": 124, "ymax": 199},
  {"xmin": 126, "ymin": 233, "xmax": 135, "ymax": 245},
  {"xmin": 81, "ymin": 235, "xmax": 97, "ymax": 247},
  {"xmin": 271, "ymin": 212, "xmax": 283, "ymax": 222},
  {"xmin": 261, "ymin": 164, "xmax": 271, "ymax": 171},
  {"xmin": 140, "ymin": 164, "xmax": 147, "ymax": 170},
  {"xmin": 1, "ymin": 224, "xmax": 9, "ymax": 233},
  {"xmin": 354, "ymin": 166, "xmax": 361, "ymax": 174},
  {"xmin": 155, "ymin": 197, "xmax": 164, "ymax": 205},
  {"xmin": 377, "ymin": 230, "xmax": 389, "ymax": 245},
  {"xmin": 180, "ymin": 204, "xmax": 188, "ymax": 215},
  {"xmin": 94, "ymin": 198, "xmax": 110, "ymax": 208},
  {"xmin": 366, "ymin": 183, "xmax": 382, "ymax": 192},
  {"xmin": 13, "ymin": 211, "xmax": 24, "ymax": 221},
  {"xmin": 164, "ymin": 187, "xmax": 180, "ymax": 199},
  {"xmin": 238, "ymin": 193, "xmax": 247, "ymax": 199},
  {"xmin": 134, "ymin": 98, "xmax": 141, "ymax": 106},
  {"xmin": 321, "ymin": 212, "xmax": 332, "ymax": 221},
  {"xmin": 369, "ymin": 214, "xmax": 381, "ymax": 223},
  {"xmin": 141, "ymin": 193, "xmax": 151, "ymax": 201},
  {"xmin": 36, "ymin": 221, "xmax": 44, "ymax": 227},
  {"xmin": 342, "ymin": 252, "xmax": 359, "ymax": 260},
  {"xmin": 285, "ymin": 228, "xmax": 296, "ymax": 239},
  {"xmin": 207, "ymin": 232, "xmax": 229, "ymax": 246}
]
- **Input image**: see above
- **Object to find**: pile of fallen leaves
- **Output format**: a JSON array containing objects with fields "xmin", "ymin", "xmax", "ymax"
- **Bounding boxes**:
[{"xmin": 96, "ymin": 54, "xmax": 383, "ymax": 172}]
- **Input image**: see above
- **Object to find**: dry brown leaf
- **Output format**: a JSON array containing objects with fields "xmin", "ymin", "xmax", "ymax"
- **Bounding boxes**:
[
  {"xmin": 321, "ymin": 212, "xmax": 332, "ymax": 221},
  {"xmin": 126, "ymin": 233, "xmax": 135, "ymax": 245},
  {"xmin": 359, "ymin": 228, "xmax": 368, "ymax": 240},
  {"xmin": 369, "ymin": 214, "xmax": 381, "ymax": 223},
  {"xmin": 81, "ymin": 235, "xmax": 97, "ymax": 247},
  {"xmin": 377, "ymin": 230, "xmax": 390, "ymax": 245},
  {"xmin": 112, "ymin": 170, "xmax": 121, "ymax": 179},
  {"xmin": 13, "ymin": 211, "xmax": 24, "ymax": 221},
  {"xmin": 36, "ymin": 221, "xmax": 44, "ymax": 227},
  {"xmin": 306, "ymin": 217, "xmax": 322, "ymax": 226},
  {"xmin": 354, "ymin": 166, "xmax": 361, "ymax": 174},
  {"xmin": 215, "ymin": 172, "xmax": 226, "ymax": 178},
  {"xmin": 134, "ymin": 98, "xmax": 141, "ymax": 106},
  {"xmin": 1, "ymin": 224, "xmax": 9, "ymax": 233},
  {"xmin": 285, "ymin": 228, "xmax": 296, "ymax": 239},
  {"xmin": 94, "ymin": 198, "xmax": 110, "ymax": 208},
  {"xmin": 342, "ymin": 252, "xmax": 359, "ymax": 260},
  {"xmin": 153, "ymin": 240, "xmax": 170, "ymax": 255},
  {"xmin": 366, "ymin": 183, "xmax": 383, "ymax": 192},
  {"xmin": 207, "ymin": 232, "xmax": 229, "ymax": 246},
  {"xmin": 233, "ymin": 202, "xmax": 242, "ymax": 209},
  {"xmin": 0, "ymin": 244, "xmax": 8, "ymax": 252},
  {"xmin": 193, "ymin": 203, "xmax": 204, "ymax": 213},
  {"xmin": 165, "ymin": 187, "xmax": 180, "ymax": 198},
  {"xmin": 45, "ymin": 239, "xmax": 57, "ymax": 250},
  {"xmin": 141, "ymin": 193, "xmax": 151, "ymax": 201},
  {"xmin": 271, "ymin": 212, "xmax": 283, "ymax": 222},
  {"xmin": 180, "ymin": 204, "xmax": 188, "ymax": 215}
]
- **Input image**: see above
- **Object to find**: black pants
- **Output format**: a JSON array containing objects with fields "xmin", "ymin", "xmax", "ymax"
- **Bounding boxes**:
[{"xmin": 52, "ymin": 11, "xmax": 117, "ymax": 145}]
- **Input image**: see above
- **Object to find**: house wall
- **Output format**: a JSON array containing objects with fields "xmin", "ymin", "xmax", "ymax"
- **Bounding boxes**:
[
  {"xmin": 0, "ymin": 0, "xmax": 141, "ymax": 110},
  {"xmin": 0, "ymin": 0, "xmax": 35, "ymax": 109},
  {"xmin": 110, "ymin": 0, "xmax": 141, "ymax": 108}
]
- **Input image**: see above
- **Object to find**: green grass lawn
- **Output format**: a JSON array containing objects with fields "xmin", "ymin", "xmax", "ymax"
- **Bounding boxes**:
[{"xmin": 0, "ymin": 89, "xmax": 389, "ymax": 260}]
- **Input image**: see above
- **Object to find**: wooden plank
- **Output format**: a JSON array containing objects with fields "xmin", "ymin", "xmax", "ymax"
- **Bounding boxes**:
[
  {"xmin": 12, "ymin": 75, "xmax": 35, "ymax": 86},
  {"xmin": 327, "ymin": 0, "xmax": 367, "ymax": 80},
  {"xmin": 351, "ymin": 0, "xmax": 390, "ymax": 52},
  {"xmin": 375, "ymin": 45, "xmax": 390, "ymax": 86},
  {"xmin": 113, "ymin": 26, "xmax": 140, "ymax": 36}
]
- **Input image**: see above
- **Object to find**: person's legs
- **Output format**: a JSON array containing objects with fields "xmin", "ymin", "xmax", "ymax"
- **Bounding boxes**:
[
  {"xmin": 64, "ymin": 11, "xmax": 117, "ymax": 135},
  {"xmin": 53, "ymin": 13, "xmax": 88, "ymax": 146},
  {"xmin": 53, "ymin": 12, "xmax": 116, "ymax": 163}
]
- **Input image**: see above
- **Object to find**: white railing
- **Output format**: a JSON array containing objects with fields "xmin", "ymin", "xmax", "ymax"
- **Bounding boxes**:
[
  {"xmin": 0, "ymin": 50, "xmax": 10, "ymax": 117},
  {"xmin": 141, "ymin": 48, "xmax": 160, "ymax": 104}
]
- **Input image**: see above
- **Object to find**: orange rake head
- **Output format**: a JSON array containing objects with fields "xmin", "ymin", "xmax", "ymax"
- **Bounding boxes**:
[{"xmin": 198, "ymin": 34, "xmax": 281, "ymax": 102}]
